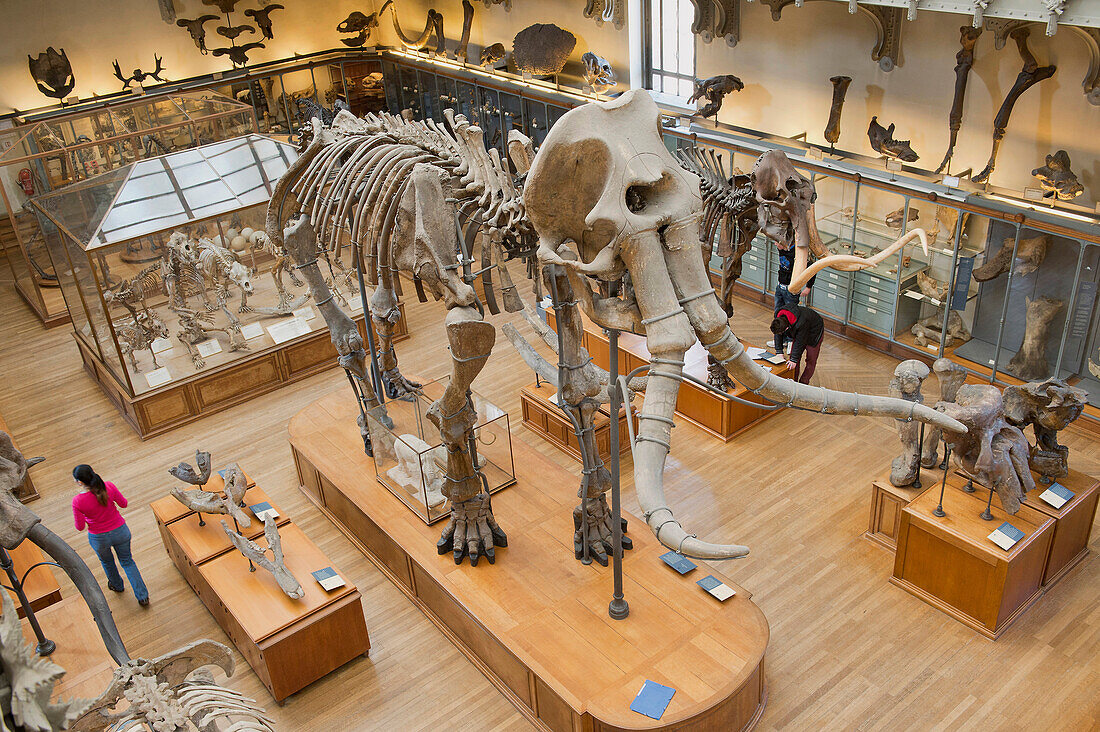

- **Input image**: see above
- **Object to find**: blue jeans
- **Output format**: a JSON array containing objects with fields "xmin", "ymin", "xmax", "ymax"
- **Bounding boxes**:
[{"xmin": 87, "ymin": 524, "xmax": 148, "ymax": 602}]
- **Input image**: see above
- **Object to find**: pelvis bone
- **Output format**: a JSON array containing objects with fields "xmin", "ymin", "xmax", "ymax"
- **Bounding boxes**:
[{"xmin": 524, "ymin": 89, "xmax": 964, "ymax": 559}]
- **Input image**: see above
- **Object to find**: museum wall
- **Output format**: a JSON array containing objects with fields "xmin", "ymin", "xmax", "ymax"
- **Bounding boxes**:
[{"xmin": 1, "ymin": 0, "xmax": 1098, "ymax": 204}]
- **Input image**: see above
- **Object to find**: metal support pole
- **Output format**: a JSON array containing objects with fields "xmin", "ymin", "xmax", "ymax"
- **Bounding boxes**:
[
  {"xmin": 937, "ymin": 212, "xmax": 966, "ymax": 359},
  {"xmin": 989, "ymin": 224, "xmax": 1024, "ymax": 382},
  {"xmin": 912, "ymin": 421, "xmax": 925, "ymax": 490},
  {"xmin": 0, "ymin": 547, "xmax": 55, "ymax": 655},
  {"xmin": 608, "ymin": 326, "xmax": 629, "ymax": 620},
  {"xmin": 981, "ymin": 485, "xmax": 996, "ymax": 521},
  {"xmin": 933, "ymin": 445, "xmax": 950, "ymax": 518}
]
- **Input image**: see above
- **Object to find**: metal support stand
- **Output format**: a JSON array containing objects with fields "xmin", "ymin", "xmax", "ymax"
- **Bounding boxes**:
[
  {"xmin": 233, "ymin": 517, "xmax": 255, "ymax": 572},
  {"xmin": 932, "ymin": 446, "xmax": 951, "ymax": 518},
  {"xmin": 607, "ymin": 327, "xmax": 628, "ymax": 621},
  {"xmin": 0, "ymin": 547, "xmax": 55, "ymax": 655},
  {"xmin": 196, "ymin": 510, "xmax": 205, "ymax": 527},
  {"xmin": 963, "ymin": 477, "xmax": 976, "ymax": 493},
  {"xmin": 980, "ymin": 486, "xmax": 996, "ymax": 521}
]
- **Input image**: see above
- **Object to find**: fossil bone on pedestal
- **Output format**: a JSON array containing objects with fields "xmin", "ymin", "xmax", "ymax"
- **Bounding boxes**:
[
  {"xmin": 937, "ymin": 384, "xmax": 1034, "ymax": 514},
  {"xmin": 886, "ymin": 206, "xmax": 919, "ymax": 230},
  {"xmin": 1003, "ymin": 377, "xmax": 1087, "ymax": 480},
  {"xmin": 1032, "ymin": 150, "xmax": 1084, "ymax": 200},
  {"xmin": 922, "ymin": 357, "xmax": 969, "ymax": 468},
  {"xmin": 972, "ymin": 234, "xmax": 1049, "ymax": 282},
  {"xmin": 823, "ymin": 75, "xmax": 851, "ymax": 146},
  {"xmin": 889, "ymin": 360, "xmax": 931, "ymax": 487},
  {"xmin": 688, "ymin": 74, "xmax": 744, "ymax": 119},
  {"xmin": 581, "ymin": 52, "xmax": 616, "ymax": 93},
  {"xmin": 512, "ymin": 23, "xmax": 576, "ymax": 75},
  {"xmin": 1005, "ymin": 296, "xmax": 1065, "ymax": 381},
  {"xmin": 867, "ymin": 116, "xmax": 919, "ymax": 162},
  {"xmin": 221, "ymin": 516, "xmax": 304, "ymax": 599},
  {"xmin": 388, "ymin": 433, "xmax": 447, "ymax": 508}
]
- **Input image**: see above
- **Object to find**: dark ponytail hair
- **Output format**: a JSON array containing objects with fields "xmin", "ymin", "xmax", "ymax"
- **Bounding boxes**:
[{"xmin": 73, "ymin": 464, "xmax": 108, "ymax": 506}]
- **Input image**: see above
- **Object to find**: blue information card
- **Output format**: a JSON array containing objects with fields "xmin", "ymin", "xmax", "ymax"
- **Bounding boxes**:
[
  {"xmin": 988, "ymin": 522, "xmax": 1025, "ymax": 551},
  {"xmin": 660, "ymin": 551, "xmax": 697, "ymax": 575},
  {"xmin": 630, "ymin": 680, "xmax": 676, "ymax": 720},
  {"xmin": 1039, "ymin": 482, "xmax": 1074, "ymax": 509}
]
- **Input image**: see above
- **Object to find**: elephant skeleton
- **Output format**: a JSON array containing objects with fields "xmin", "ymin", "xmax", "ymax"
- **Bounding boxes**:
[{"xmin": 267, "ymin": 90, "xmax": 963, "ymax": 566}]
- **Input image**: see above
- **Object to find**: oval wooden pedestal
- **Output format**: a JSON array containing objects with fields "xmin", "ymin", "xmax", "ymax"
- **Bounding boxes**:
[{"xmin": 290, "ymin": 393, "xmax": 769, "ymax": 731}]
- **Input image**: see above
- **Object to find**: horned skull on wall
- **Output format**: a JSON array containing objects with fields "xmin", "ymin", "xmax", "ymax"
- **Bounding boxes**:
[{"xmin": 524, "ymin": 90, "xmax": 964, "ymax": 558}]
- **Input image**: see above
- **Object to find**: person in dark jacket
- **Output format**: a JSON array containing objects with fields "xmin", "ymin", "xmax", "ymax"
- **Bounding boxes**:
[
  {"xmin": 770, "ymin": 304, "xmax": 825, "ymax": 384},
  {"xmin": 772, "ymin": 246, "xmax": 815, "ymax": 353}
]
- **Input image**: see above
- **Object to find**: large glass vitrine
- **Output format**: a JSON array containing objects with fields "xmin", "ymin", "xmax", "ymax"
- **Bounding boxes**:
[{"xmin": 0, "ymin": 91, "xmax": 255, "ymax": 326}]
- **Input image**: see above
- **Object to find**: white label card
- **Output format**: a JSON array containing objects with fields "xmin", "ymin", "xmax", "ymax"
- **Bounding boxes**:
[
  {"xmin": 1038, "ymin": 482, "xmax": 1073, "ymax": 510},
  {"xmin": 151, "ymin": 337, "xmax": 173, "ymax": 354},
  {"xmin": 1023, "ymin": 187, "xmax": 1045, "ymax": 201},
  {"xmin": 267, "ymin": 318, "xmax": 310, "ymax": 345},
  {"xmin": 346, "ymin": 295, "xmax": 363, "ymax": 312},
  {"xmin": 240, "ymin": 322, "xmax": 265, "ymax": 340},
  {"xmin": 196, "ymin": 339, "xmax": 222, "ymax": 358},
  {"xmin": 145, "ymin": 367, "xmax": 172, "ymax": 388},
  {"xmin": 293, "ymin": 306, "xmax": 316, "ymax": 321},
  {"xmin": 942, "ymin": 175, "xmax": 961, "ymax": 188},
  {"xmin": 886, "ymin": 159, "xmax": 903, "ymax": 171}
]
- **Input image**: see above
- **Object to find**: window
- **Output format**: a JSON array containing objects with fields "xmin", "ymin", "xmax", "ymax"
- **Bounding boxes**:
[{"xmin": 643, "ymin": 0, "xmax": 696, "ymax": 98}]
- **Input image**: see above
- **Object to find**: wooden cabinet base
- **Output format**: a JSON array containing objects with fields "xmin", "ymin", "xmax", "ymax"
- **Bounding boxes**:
[
  {"xmin": 520, "ymin": 381, "xmax": 634, "ymax": 462},
  {"xmin": 0, "ymin": 413, "xmax": 40, "ymax": 502},
  {"xmin": 291, "ymin": 392, "xmax": 769, "ymax": 732},
  {"xmin": 79, "ymin": 305, "xmax": 406, "ymax": 439},
  {"xmin": 891, "ymin": 482, "xmax": 1054, "ymax": 639},
  {"xmin": 153, "ymin": 479, "xmax": 369, "ymax": 703},
  {"xmin": 865, "ymin": 474, "xmax": 933, "ymax": 550}
]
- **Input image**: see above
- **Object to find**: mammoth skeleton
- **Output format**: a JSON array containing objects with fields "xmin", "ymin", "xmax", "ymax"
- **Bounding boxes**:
[{"xmin": 266, "ymin": 89, "xmax": 963, "ymax": 566}]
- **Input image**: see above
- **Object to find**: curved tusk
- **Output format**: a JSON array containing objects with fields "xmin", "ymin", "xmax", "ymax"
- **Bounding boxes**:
[{"xmin": 787, "ymin": 227, "xmax": 929, "ymax": 294}]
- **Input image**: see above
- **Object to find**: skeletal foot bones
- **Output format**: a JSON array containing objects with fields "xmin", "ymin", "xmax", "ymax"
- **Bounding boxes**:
[{"xmin": 437, "ymin": 491, "xmax": 508, "ymax": 566}]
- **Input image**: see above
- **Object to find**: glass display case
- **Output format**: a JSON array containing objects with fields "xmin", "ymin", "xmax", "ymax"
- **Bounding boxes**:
[
  {"xmin": 365, "ymin": 378, "xmax": 516, "ymax": 524},
  {"xmin": 22, "ymin": 134, "xmax": 389, "ymax": 437},
  {"xmin": 0, "ymin": 91, "xmax": 255, "ymax": 326}
]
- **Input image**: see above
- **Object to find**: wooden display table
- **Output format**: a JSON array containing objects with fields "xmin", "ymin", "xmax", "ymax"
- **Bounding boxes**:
[
  {"xmin": 22, "ymin": 595, "xmax": 115, "ymax": 701},
  {"xmin": 291, "ymin": 392, "xmax": 769, "ymax": 732},
  {"xmin": 548, "ymin": 310, "xmax": 787, "ymax": 441},
  {"xmin": 865, "ymin": 476, "xmax": 931, "ymax": 551},
  {"xmin": 152, "ymin": 477, "xmax": 369, "ymax": 703},
  {"xmin": 519, "ymin": 380, "xmax": 635, "ymax": 462},
  {"xmin": 81, "ymin": 303, "xmax": 406, "ymax": 440},
  {"xmin": 949, "ymin": 469, "xmax": 1098, "ymax": 591},
  {"xmin": 6, "ymin": 539, "xmax": 62, "ymax": 618},
  {"xmin": 891, "ymin": 484, "xmax": 1054, "ymax": 639},
  {"xmin": 0, "ymin": 413, "xmax": 40, "ymax": 502}
]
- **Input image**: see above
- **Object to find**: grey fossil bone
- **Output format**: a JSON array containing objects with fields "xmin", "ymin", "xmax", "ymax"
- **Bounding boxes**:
[
  {"xmin": 922, "ymin": 358, "xmax": 968, "ymax": 468},
  {"xmin": 456, "ymin": 0, "xmax": 474, "ymax": 62},
  {"xmin": 28, "ymin": 47, "xmax": 75, "ymax": 100},
  {"xmin": 936, "ymin": 26, "xmax": 982, "ymax": 174},
  {"xmin": 889, "ymin": 360, "xmax": 931, "ymax": 487},
  {"xmin": 886, "ymin": 206, "xmax": 919, "ymax": 229},
  {"xmin": 480, "ymin": 42, "xmax": 506, "ymax": 66},
  {"xmin": 1005, "ymin": 296, "xmax": 1065, "ymax": 381},
  {"xmin": 973, "ymin": 27, "xmax": 1056, "ymax": 184},
  {"xmin": 222, "ymin": 516, "xmax": 303, "ymax": 599},
  {"xmin": 688, "ymin": 74, "xmax": 744, "ymax": 119},
  {"xmin": 513, "ymin": 23, "xmax": 576, "ymax": 75},
  {"xmin": 582, "ymin": 52, "xmax": 616, "ymax": 93},
  {"xmin": 169, "ymin": 455, "xmax": 252, "ymax": 529},
  {"xmin": 1032, "ymin": 150, "xmax": 1084, "ymax": 200},
  {"xmin": 1003, "ymin": 378, "xmax": 1087, "ymax": 480},
  {"xmin": 972, "ymin": 234, "xmax": 1049, "ymax": 282},
  {"xmin": 823, "ymin": 75, "xmax": 851, "ymax": 146},
  {"xmin": 867, "ymin": 116, "xmax": 918, "ymax": 162}
]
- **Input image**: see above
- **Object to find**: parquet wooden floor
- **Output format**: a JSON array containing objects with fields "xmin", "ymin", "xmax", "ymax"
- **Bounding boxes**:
[{"xmin": 0, "ymin": 258, "xmax": 1097, "ymax": 731}]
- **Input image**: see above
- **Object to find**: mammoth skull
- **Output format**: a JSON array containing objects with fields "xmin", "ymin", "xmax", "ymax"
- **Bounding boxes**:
[{"xmin": 524, "ymin": 90, "xmax": 964, "ymax": 559}]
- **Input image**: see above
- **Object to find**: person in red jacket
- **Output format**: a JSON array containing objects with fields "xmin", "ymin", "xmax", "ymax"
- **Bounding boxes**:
[
  {"xmin": 770, "ymin": 304, "xmax": 825, "ymax": 384},
  {"xmin": 72, "ymin": 464, "xmax": 149, "ymax": 606}
]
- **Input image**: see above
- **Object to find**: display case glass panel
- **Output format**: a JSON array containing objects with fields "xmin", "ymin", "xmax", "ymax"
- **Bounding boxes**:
[
  {"xmin": 0, "ymin": 92, "xmax": 255, "ymax": 325},
  {"xmin": 21, "ymin": 135, "xmax": 377, "ymax": 397},
  {"xmin": 365, "ymin": 378, "xmax": 516, "ymax": 524}
]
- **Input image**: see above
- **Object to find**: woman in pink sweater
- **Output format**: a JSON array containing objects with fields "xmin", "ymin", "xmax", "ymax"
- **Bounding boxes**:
[{"xmin": 71, "ymin": 464, "xmax": 149, "ymax": 606}]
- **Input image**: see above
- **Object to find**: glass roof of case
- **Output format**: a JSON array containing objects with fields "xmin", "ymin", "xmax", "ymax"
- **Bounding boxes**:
[{"xmin": 28, "ymin": 134, "xmax": 296, "ymax": 249}]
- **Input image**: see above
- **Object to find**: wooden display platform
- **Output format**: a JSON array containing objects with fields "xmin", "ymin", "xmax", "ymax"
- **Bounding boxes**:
[
  {"xmin": 547, "ymin": 311, "xmax": 787, "ymax": 441},
  {"xmin": 865, "ymin": 475, "xmax": 931, "ymax": 551},
  {"xmin": 152, "ymin": 475, "xmax": 369, "ymax": 703},
  {"xmin": 22, "ymin": 595, "xmax": 115, "ymax": 701},
  {"xmin": 80, "ymin": 303, "xmax": 406, "ymax": 440},
  {"xmin": 6, "ymin": 539, "xmax": 62, "ymax": 618},
  {"xmin": 290, "ymin": 392, "xmax": 769, "ymax": 732},
  {"xmin": 0, "ymin": 412, "xmax": 40, "ymax": 502},
  {"xmin": 520, "ymin": 380, "xmax": 635, "ymax": 462},
  {"xmin": 891, "ymin": 484, "xmax": 1055, "ymax": 639},
  {"xmin": 949, "ymin": 469, "xmax": 1099, "ymax": 591}
]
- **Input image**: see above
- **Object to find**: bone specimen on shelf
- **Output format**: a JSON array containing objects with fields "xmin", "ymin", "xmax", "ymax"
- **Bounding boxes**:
[
  {"xmin": 973, "ymin": 27, "xmax": 1056, "ymax": 184},
  {"xmin": 936, "ymin": 26, "xmax": 982, "ymax": 174},
  {"xmin": 889, "ymin": 360, "xmax": 931, "ymax": 487},
  {"xmin": 388, "ymin": 434, "xmax": 448, "ymax": 508},
  {"xmin": 1003, "ymin": 377, "xmax": 1087, "ymax": 480},
  {"xmin": 823, "ymin": 75, "xmax": 851, "ymax": 146},
  {"xmin": 938, "ymin": 384, "xmax": 1034, "ymax": 514},
  {"xmin": 912, "ymin": 311, "xmax": 970, "ymax": 348},
  {"xmin": 867, "ymin": 116, "xmax": 918, "ymax": 162},
  {"xmin": 455, "ymin": 0, "xmax": 474, "ymax": 62},
  {"xmin": 177, "ymin": 16, "xmax": 220, "ymax": 53},
  {"xmin": 582, "ymin": 52, "xmax": 616, "ymax": 93},
  {"xmin": 886, "ymin": 206, "xmax": 919, "ymax": 229},
  {"xmin": 222, "ymin": 516, "xmax": 304, "ymax": 599},
  {"xmin": 28, "ymin": 47, "xmax": 76, "ymax": 100},
  {"xmin": 971, "ymin": 234, "xmax": 1049, "ymax": 282},
  {"xmin": 921, "ymin": 357, "xmax": 968, "ymax": 467},
  {"xmin": 927, "ymin": 206, "xmax": 968, "ymax": 246},
  {"xmin": 1005, "ymin": 296, "xmax": 1066, "ymax": 381},
  {"xmin": 480, "ymin": 42, "xmax": 506, "ymax": 66},
  {"xmin": 1032, "ymin": 150, "xmax": 1084, "ymax": 200},
  {"xmin": 688, "ymin": 74, "xmax": 744, "ymax": 119},
  {"xmin": 512, "ymin": 23, "xmax": 576, "ymax": 75},
  {"xmin": 917, "ymin": 271, "xmax": 948, "ymax": 301}
]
